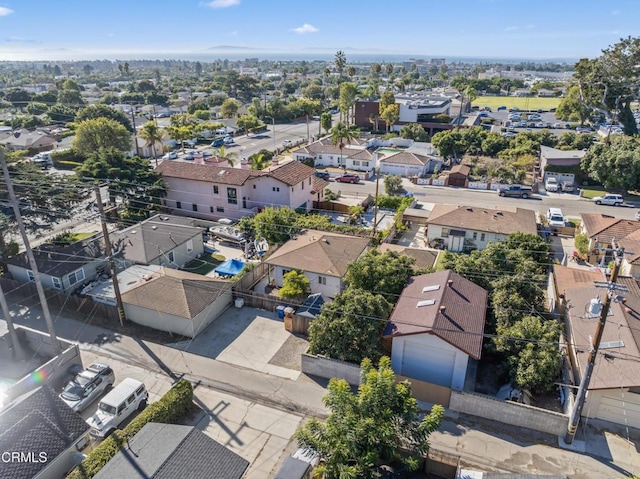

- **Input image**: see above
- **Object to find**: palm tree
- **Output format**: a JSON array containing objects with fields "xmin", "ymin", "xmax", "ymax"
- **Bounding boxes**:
[
  {"xmin": 213, "ymin": 145, "xmax": 239, "ymax": 167},
  {"xmin": 249, "ymin": 152, "xmax": 267, "ymax": 170},
  {"xmin": 330, "ymin": 121, "xmax": 360, "ymax": 167},
  {"xmin": 138, "ymin": 121, "xmax": 163, "ymax": 166},
  {"xmin": 334, "ymin": 51, "xmax": 346, "ymax": 82}
]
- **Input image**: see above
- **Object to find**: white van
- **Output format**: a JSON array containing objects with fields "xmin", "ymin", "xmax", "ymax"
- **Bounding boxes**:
[
  {"xmin": 86, "ymin": 378, "xmax": 148, "ymax": 438},
  {"xmin": 546, "ymin": 208, "xmax": 565, "ymax": 227}
]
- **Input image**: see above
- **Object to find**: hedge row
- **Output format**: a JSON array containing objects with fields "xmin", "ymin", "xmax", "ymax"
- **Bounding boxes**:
[{"xmin": 66, "ymin": 379, "xmax": 194, "ymax": 479}]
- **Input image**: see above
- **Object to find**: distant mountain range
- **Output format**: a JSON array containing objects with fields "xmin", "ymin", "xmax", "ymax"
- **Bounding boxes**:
[{"xmin": 206, "ymin": 45, "xmax": 264, "ymax": 51}]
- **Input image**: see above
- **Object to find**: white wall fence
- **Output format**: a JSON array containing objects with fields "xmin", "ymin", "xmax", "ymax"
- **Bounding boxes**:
[{"xmin": 301, "ymin": 353, "xmax": 569, "ymax": 437}]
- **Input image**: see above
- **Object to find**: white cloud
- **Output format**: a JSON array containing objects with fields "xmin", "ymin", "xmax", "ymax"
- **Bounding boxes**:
[
  {"xmin": 202, "ymin": 0, "xmax": 240, "ymax": 8},
  {"xmin": 292, "ymin": 23, "xmax": 318, "ymax": 34},
  {"xmin": 0, "ymin": 6, "xmax": 14, "ymax": 16}
]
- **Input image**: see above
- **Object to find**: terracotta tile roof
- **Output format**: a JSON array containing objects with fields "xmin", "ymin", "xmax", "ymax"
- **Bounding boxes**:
[
  {"xmin": 267, "ymin": 160, "xmax": 314, "ymax": 186},
  {"xmin": 565, "ymin": 286, "xmax": 640, "ymax": 389},
  {"xmin": 580, "ymin": 213, "xmax": 619, "ymax": 238},
  {"xmin": 156, "ymin": 161, "xmax": 258, "ymax": 185},
  {"xmin": 378, "ymin": 244, "xmax": 438, "ymax": 270},
  {"xmin": 122, "ymin": 267, "xmax": 231, "ymax": 320},
  {"xmin": 380, "ymin": 151, "xmax": 430, "ymax": 166},
  {"xmin": 312, "ymin": 177, "xmax": 330, "ymax": 193},
  {"xmin": 552, "ymin": 265, "xmax": 603, "ymax": 298},
  {"xmin": 617, "ymin": 232, "xmax": 640, "ymax": 264},
  {"xmin": 384, "ymin": 270, "xmax": 488, "ymax": 359},
  {"xmin": 265, "ymin": 229, "xmax": 370, "ymax": 277},
  {"xmin": 427, "ymin": 205, "xmax": 538, "ymax": 236}
]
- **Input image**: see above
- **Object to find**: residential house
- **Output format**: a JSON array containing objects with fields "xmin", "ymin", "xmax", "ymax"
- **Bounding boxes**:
[
  {"xmin": 539, "ymin": 145, "xmax": 586, "ymax": 185},
  {"xmin": 618, "ymin": 230, "xmax": 640, "ymax": 279},
  {"xmin": 265, "ymin": 229, "xmax": 370, "ymax": 298},
  {"xmin": 110, "ymin": 214, "xmax": 205, "ymax": 269},
  {"xmin": 5, "ymin": 238, "xmax": 106, "ymax": 294},
  {"xmin": 383, "ymin": 270, "xmax": 488, "ymax": 391},
  {"xmin": 0, "ymin": 386, "xmax": 90, "ymax": 479},
  {"xmin": 121, "ymin": 267, "xmax": 232, "ymax": 337},
  {"xmin": 0, "ymin": 128, "xmax": 58, "ymax": 151},
  {"xmin": 95, "ymin": 423, "xmax": 249, "ymax": 479},
  {"xmin": 446, "ymin": 164, "xmax": 471, "ymax": 187},
  {"xmin": 426, "ymin": 205, "xmax": 538, "ymax": 252},
  {"xmin": 378, "ymin": 244, "xmax": 438, "ymax": 271},
  {"xmin": 292, "ymin": 137, "xmax": 372, "ymax": 171},
  {"xmin": 579, "ymin": 213, "xmax": 640, "ymax": 251},
  {"xmin": 84, "ymin": 264, "xmax": 161, "ymax": 306},
  {"xmin": 157, "ymin": 159, "xmax": 323, "ymax": 220},
  {"xmin": 135, "ymin": 136, "xmax": 164, "ymax": 159},
  {"xmin": 563, "ymin": 285, "xmax": 640, "ymax": 429},
  {"xmin": 378, "ymin": 151, "xmax": 442, "ymax": 178}
]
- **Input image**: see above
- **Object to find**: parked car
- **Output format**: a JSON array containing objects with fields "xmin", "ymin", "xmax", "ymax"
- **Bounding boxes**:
[
  {"xmin": 576, "ymin": 125, "xmax": 593, "ymax": 133},
  {"xmin": 335, "ymin": 174, "xmax": 360, "ymax": 184},
  {"xmin": 593, "ymin": 194, "xmax": 624, "ymax": 206},
  {"xmin": 59, "ymin": 363, "xmax": 115, "ymax": 413},
  {"xmin": 183, "ymin": 139, "xmax": 198, "ymax": 148},
  {"xmin": 210, "ymin": 137, "xmax": 224, "ymax": 147},
  {"xmin": 545, "ymin": 177, "xmax": 559, "ymax": 192},
  {"xmin": 497, "ymin": 106, "xmax": 507, "ymax": 111},
  {"xmin": 501, "ymin": 132, "xmax": 517, "ymax": 138},
  {"xmin": 496, "ymin": 185, "xmax": 532, "ymax": 198},
  {"xmin": 282, "ymin": 139, "xmax": 293, "ymax": 147},
  {"xmin": 561, "ymin": 181, "xmax": 575, "ymax": 193},
  {"xmin": 184, "ymin": 151, "xmax": 195, "ymax": 161},
  {"xmin": 162, "ymin": 152, "xmax": 178, "ymax": 160},
  {"xmin": 87, "ymin": 378, "xmax": 148, "ymax": 438},
  {"xmin": 314, "ymin": 171, "xmax": 330, "ymax": 180},
  {"xmin": 223, "ymin": 136, "xmax": 234, "ymax": 145}
]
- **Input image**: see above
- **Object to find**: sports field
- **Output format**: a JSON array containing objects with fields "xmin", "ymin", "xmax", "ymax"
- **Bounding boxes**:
[{"xmin": 471, "ymin": 96, "xmax": 561, "ymax": 111}]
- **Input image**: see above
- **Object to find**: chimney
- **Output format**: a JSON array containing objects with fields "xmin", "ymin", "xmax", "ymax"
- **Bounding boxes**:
[
  {"xmin": 272, "ymin": 157, "xmax": 279, "ymax": 166},
  {"xmin": 447, "ymin": 280, "xmax": 453, "ymax": 287},
  {"xmin": 241, "ymin": 157, "xmax": 249, "ymax": 170},
  {"xmin": 439, "ymin": 306, "xmax": 446, "ymax": 313}
]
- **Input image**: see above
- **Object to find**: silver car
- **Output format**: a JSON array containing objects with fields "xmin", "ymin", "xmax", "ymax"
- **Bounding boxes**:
[
  {"xmin": 593, "ymin": 194, "xmax": 624, "ymax": 206},
  {"xmin": 59, "ymin": 363, "xmax": 115, "ymax": 412}
]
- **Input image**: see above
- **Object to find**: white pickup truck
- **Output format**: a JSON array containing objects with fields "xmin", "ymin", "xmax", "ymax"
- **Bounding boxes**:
[{"xmin": 545, "ymin": 177, "xmax": 559, "ymax": 192}]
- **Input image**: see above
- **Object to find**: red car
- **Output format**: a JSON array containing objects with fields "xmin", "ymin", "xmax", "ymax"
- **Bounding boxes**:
[{"xmin": 335, "ymin": 174, "xmax": 360, "ymax": 184}]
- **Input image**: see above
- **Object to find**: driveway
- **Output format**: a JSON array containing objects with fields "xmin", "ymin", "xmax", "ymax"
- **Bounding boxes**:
[{"xmin": 168, "ymin": 307, "xmax": 307, "ymax": 381}]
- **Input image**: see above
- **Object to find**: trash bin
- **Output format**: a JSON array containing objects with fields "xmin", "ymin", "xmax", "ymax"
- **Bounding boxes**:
[
  {"xmin": 234, "ymin": 297, "xmax": 245, "ymax": 309},
  {"xmin": 276, "ymin": 305, "xmax": 286, "ymax": 319}
]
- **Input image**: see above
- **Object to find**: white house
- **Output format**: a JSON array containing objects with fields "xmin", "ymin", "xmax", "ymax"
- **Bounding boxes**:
[
  {"xmin": 426, "ymin": 204, "xmax": 538, "ymax": 252},
  {"xmin": 110, "ymin": 214, "xmax": 205, "ymax": 268},
  {"xmin": 293, "ymin": 137, "xmax": 373, "ymax": 172},
  {"xmin": 264, "ymin": 230, "xmax": 370, "ymax": 298},
  {"xmin": 384, "ymin": 270, "xmax": 488, "ymax": 391},
  {"xmin": 121, "ymin": 267, "xmax": 232, "ymax": 338},
  {"xmin": 395, "ymin": 94, "xmax": 452, "ymax": 125},
  {"xmin": 378, "ymin": 150, "xmax": 442, "ymax": 177},
  {"xmin": 157, "ymin": 159, "xmax": 324, "ymax": 220}
]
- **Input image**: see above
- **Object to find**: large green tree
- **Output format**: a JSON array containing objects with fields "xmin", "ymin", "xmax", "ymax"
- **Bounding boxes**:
[
  {"xmin": 76, "ymin": 104, "xmax": 133, "ymax": 132},
  {"xmin": 220, "ymin": 98, "xmax": 241, "ymax": 118},
  {"xmin": 138, "ymin": 121, "xmax": 164, "ymax": 165},
  {"xmin": 581, "ymin": 136, "xmax": 640, "ymax": 191},
  {"xmin": 279, "ymin": 270, "xmax": 310, "ymax": 300},
  {"xmin": 339, "ymin": 82, "xmax": 357, "ymax": 124},
  {"xmin": 400, "ymin": 123, "xmax": 428, "ymax": 142},
  {"xmin": 308, "ymin": 288, "xmax": 392, "ymax": 364},
  {"xmin": 73, "ymin": 117, "xmax": 132, "ymax": 157},
  {"xmin": 344, "ymin": 249, "xmax": 415, "ymax": 301},
  {"xmin": 295, "ymin": 356, "xmax": 445, "ymax": 478},
  {"xmin": 253, "ymin": 206, "xmax": 300, "ymax": 245},
  {"xmin": 383, "ymin": 174, "xmax": 404, "ymax": 196}
]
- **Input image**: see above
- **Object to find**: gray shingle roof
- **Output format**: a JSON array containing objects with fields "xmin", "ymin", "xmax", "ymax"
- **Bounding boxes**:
[
  {"xmin": 0, "ymin": 386, "xmax": 89, "ymax": 479},
  {"xmin": 95, "ymin": 423, "xmax": 249, "ymax": 479}
]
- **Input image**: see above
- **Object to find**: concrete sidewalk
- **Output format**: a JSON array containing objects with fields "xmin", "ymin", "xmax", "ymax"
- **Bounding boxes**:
[{"xmin": 2, "ymin": 301, "xmax": 639, "ymax": 478}]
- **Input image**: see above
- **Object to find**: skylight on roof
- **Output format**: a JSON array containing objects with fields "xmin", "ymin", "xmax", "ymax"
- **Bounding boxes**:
[
  {"xmin": 417, "ymin": 299, "xmax": 436, "ymax": 307},
  {"xmin": 600, "ymin": 340, "xmax": 624, "ymax": 349},
  {"xmin": 218, "ymin": 170, "xmax": 226, "ymax": 175},
  {"xmin": 422, "ymin": 285, "xmax": 440, "ymax": 293}
]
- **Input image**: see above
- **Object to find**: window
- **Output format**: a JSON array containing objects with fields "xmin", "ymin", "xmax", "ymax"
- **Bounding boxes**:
[
  {"xmin": 213, "ymin": 185, "xmax": 219, "ymax": 194},
  {"xmin": 301, "ymin": 181, "xmax": 304, "ymax": 190},
  {"xmin": 309, "ymin": 178, "xmax": 312, "ymax": 185},
  {"xmin": 186, "ymin": 240, "xmax": 193, "ymax": 253},
  {"xmin": 217, "ymin": 206, "xmax": 224, "ymax": 212},
  {"xmin": 353, "ymin": 160, "xmax": 360, "ymax": 166},
  {"xmin": 441, "ymin": 228, "xmax": 450, "ymax": 238},
  {"xmin": 480, "ymin": 233, "xmax": 486, "ymax": 241},
  {"xmin": 52, "ymin": 277, "xmax": 62, "ymax": 290},
  {"xmin": 168, "ymin": 251, "xmax": 175, "ymax": 263},
  {"xmin": 176, "ymin": 201, "xmax": 182, "ymax": 209},
  {"xmin": 272, "ymin": 187, "xmax": 280, "ymax": 192},
  {"xmin": 227, "ymin": 187, "xmax": 238, "ymax": 205},
  {"xmin": 472, "ymin": 232, "xmax": 477, "ymax": 240},
  {"xmin": 210, "ymin": 206, "xmax": 214, "ymax": 213},
  {"xmin": 192, "ymin": 203, "xmax": 198, "ymax": 212},
  {"xmin": 318, "ymin": 155, "xmax": 323, "ymax": 159},
  {"xmin": 253, "ymin": 184, "xmax": 256, "ymax": 189},
  {"xmin": 362, "ymin": 162, "xmax": 369, "ymax": 167},
  {"xmin": 126, "ymin": 394, "xmax": 135, "ymax": 405},
  {"xmin": 27, "ymin": 270, "xmax": 35, "ymax": 282},
  {"xmin": 318, "ymin": 276, "xmax": 326, "ymax": 285},
  {"xmin": 68, "ymin": 268, "xmax": 85, "ymax": 285}
]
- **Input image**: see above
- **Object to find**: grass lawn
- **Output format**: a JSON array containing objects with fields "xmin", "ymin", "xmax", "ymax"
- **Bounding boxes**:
[
  {"xmin": 579, "ymin": 186, "xmax": 640, "ymax": 202},
  {"xmin": 472, "ymin": 96, "xmax": 561, "ymax": 111},
  {"xmin": 181, "ymin": 252, "xmax": 225, "ymax": 276},
  {"xmin": 50, "ymin": 231, "xmax": 95, "ymax": 245}
]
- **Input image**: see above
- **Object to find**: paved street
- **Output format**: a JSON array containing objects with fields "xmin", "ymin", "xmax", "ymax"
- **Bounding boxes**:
[{"xmin": 2, "ymin": 300, "xmax": 639, "ymax": 478}]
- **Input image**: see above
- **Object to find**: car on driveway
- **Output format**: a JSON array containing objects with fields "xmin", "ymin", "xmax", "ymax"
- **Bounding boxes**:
[
  {"xmin": 593, "ymin": 194, "xmax": 624, "ymax": 206},
  {"xmin": 59, "ymin": 363, "xmax": 115, "ymax": 413},
  {"xmin": 184, "ymin": 151, "xmax": 195, "ymax": 161},
  {"xmin": 545, "ymin": 177, "xmax": 559, "ymax": 192},
  {"xmin": 314, "ymin": 171, "xmax": 330, "ymax": 180},
  {"xmin": 162, "ymin": 152, "xmax": 178, "ymax": 160},
  {"xmin": 335, "ymin": 174, "xmax": 360, "ymax": 184}
]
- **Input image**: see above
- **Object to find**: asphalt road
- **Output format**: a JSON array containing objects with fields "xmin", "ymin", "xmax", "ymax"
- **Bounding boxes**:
[{"xmin": 331, "ymin": 177, "xmax": 639, "ymax": 221}]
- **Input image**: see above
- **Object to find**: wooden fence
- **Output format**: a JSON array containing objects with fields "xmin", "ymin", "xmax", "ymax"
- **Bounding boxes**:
[
  {"xmin": 233, "ymin": 262, "xmax": 270, "ymax": 291},
  {"xmin": 0, "ymin": 277, "xmax": 120, "ymax": 322},
  {"xmin": 234, "ymin": 289, "xmax": 301, "ymax": 312},
  {"xmin": 285, "ymin": 314, "xmax": 313, "ymax": 335}
]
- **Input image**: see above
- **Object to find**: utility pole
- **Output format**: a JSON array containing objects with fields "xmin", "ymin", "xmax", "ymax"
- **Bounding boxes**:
[
  {"xmin": 95, "ymin": 186, "xmax": 126, "ymax": 326},
  {"xmin": 0, "ymin": 148, "xmax": 61, "ymax": 355},
  {"xmin": 372, "ymin": 168, "xmax": 381, "ymax": 239},
  {"xmin": 130, "ymin": 104, "xmax": 139, "ymax": 157},
  {"xmin": 0, "ymin": 280, "xmax": 26, "ymax": 360},
  {"xmin": 564, "ymin": 242, "xmax": 627, "ymax": 444}
]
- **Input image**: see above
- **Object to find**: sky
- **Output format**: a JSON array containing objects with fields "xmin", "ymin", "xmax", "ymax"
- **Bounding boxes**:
[{"xmin": 0, "ymin": 0, "xmax": 636, "ymax": 62}]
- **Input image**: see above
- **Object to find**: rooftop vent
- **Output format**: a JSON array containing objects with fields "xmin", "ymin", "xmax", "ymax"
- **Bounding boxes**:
[
  {"xmin": 218, "ymin": 170, "xmax": 226, "ymax": 175},
  {"xmin": 439, "ymin": 306, "xmax": 446, "ymax": 313},
  {"xmin": 151, "ymin": 225, "xmax": 157, "ymax": 230},
  {"xmin": 447, "ymin": 280, "xmax": 453, "ymax": 287},
  {"xmin": 131, "ymin": 230, "xmax": 137, "ymax": 234},
  {"xmin": 422, "ymin": 285, "xmax": 440, "ymax": 293},
  {"xmin": 466, "ymin": 207, "xmax": 473, "ymax": 212},
  {"xmin": 496, "ymin": 211, "xmax": 503, "ymax": 215},
  {"xmin": 417, "ymin": 299, "xmax": 436, "ymax": 308}
]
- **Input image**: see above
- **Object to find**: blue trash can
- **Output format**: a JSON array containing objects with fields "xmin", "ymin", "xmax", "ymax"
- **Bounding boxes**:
[{"xmin": 276, "ymin": 305, "xmax": 286, "ymax": 319}]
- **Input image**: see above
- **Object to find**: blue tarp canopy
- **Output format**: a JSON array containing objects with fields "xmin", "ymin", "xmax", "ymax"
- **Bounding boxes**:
[{"xmin": 214, "ymin": 259, "xmax": 245, "ymax": 276}]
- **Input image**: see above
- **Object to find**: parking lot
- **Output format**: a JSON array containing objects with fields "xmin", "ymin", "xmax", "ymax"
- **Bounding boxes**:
[{"xmin": 79, "ymin": 349, "xmax": 304, "ymax": 479}]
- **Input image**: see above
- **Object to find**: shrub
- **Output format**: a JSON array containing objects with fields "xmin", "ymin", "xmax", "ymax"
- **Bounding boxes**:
[{"xmin": 66, "ymin": 379, "xmax": 193, "ymax": 479}]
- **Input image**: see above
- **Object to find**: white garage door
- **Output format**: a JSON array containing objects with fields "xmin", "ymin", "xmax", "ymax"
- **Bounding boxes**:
[
  {"xmin": 596, "ymin": 392, "xmax": 640, "ymax": 429},
  {"xmin": 401, "ymin": 339, "xmax": 455, "ymax": 387}
]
